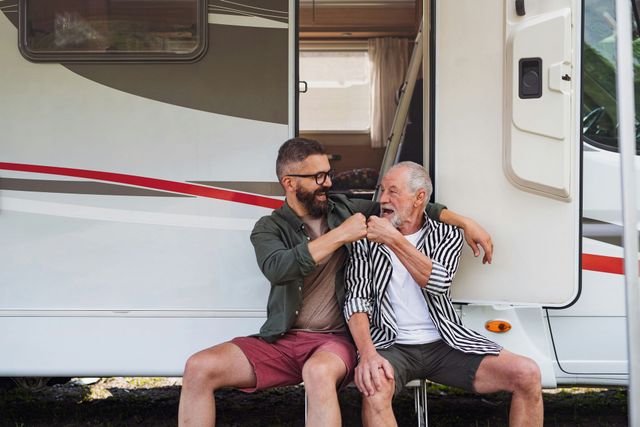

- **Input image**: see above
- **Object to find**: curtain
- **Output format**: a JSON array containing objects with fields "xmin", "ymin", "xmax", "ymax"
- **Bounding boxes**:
[{"xmin": 368, "ymin": 37, "xmax": 410, "ymax": 148}]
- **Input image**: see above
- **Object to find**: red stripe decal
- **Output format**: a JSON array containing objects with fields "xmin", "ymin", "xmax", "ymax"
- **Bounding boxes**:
[
  {"xmin": 582, "ymin": 253, "xmax": 625, "ymax": 275},
  {"xmin": 0, "ymin": 162, "xmax": 283, "ymax": 210}
]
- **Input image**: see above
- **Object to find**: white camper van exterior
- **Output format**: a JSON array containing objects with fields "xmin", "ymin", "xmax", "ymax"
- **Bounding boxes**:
[
  {"xmin": 1, "ymin": 0, "xmax": 296, "ymax": 376},
  {"xmin": 0, "ymin": 0, "xmax": 636, "ymax": 388}
]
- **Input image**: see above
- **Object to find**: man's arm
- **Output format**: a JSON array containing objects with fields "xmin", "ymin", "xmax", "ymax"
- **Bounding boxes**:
[
  {"xmin": 250, "ymin": 213, "xmax": 367, "ymax": 284},
  {"xmin": 348, "ymin": 313, "xmax": 394, "ymax": 397},
  {"xmin": 352, "ymin": 197, "xmax": 493, "ymax": 263},
  {"xmin": 410, "ymin": 200, "xmax": 493, "ymax": 264},
  {"xmin": 425, "ymin": 201, "xmax": 446, "ymax": 221},
  {"xmin": 438, "ymin": 208, "xmax": 493, "ymax": 264},
  {"xmin": 366, "ymin": 216, "xmax": 432, "ymax": 287},
  {"xmin": 250, "ymin": 218, "xmax": 317, "ymax": 284},
  {"xmin": 349, "ymin": 199, "xmax": 446, "ymax": 220},
  {"xmin": 344, "ymin": 239, "xmax": 394, "ymax": 397},
  {"xmin": 307, "ymin": 213, "xmax": 367, "ymax": 262},
  {"xmin": 366, "ymin": 216, "xmax": 464, "ymax": 295}
]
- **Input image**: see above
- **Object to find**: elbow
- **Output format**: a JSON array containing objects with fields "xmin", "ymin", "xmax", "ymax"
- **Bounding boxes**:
[
  {"xmin": 259, "ymin": 260, "xmax": 292, "ymax": 284},
  {"xmin": 258, "ymin": 251, "xmax": 309, "ymax": 284},
  {"xmin": 259, "ymin": 260, "xmax": 281, "ymax": 283}
]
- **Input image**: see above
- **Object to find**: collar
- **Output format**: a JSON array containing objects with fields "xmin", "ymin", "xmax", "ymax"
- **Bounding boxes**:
[{"xmin": 415, "ymin": 212, "xmax": 432, "ymax": 248}]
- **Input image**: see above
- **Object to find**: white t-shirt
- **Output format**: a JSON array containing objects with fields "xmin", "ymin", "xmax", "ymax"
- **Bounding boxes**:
[{"xmin": 386, "ymin": 230, "xmax": 441, "ymax": 345}]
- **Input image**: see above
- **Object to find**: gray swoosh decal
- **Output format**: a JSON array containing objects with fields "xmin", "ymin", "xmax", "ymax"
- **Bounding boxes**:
[
  {"xmin": 582, "ymin": 217, "xmax": 639, "ymax": 248},
  {"xmin": 64, "ymin": 23, "xmax": 288, "ymax": 124},
  {"xmin": 1, "ymin": 1, "xmax": 18, "ymax": 25},
  {"xmin": 0, "ymin": 178, "xmax": 192, "ymax": 197},
  {"xmin": 190, "ymin": 181, "xmax": 284, "ymax": 197}
]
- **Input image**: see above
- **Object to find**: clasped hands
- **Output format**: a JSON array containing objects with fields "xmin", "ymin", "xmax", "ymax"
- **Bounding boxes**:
[{"xmin": 354, "ymin": 349, "xmax": 395, "ymax": 397}]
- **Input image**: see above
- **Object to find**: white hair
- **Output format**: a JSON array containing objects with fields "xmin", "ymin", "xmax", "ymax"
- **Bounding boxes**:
[{"xmin": 389, "ymin": 161, "xmax": 433, "ymax": 205}]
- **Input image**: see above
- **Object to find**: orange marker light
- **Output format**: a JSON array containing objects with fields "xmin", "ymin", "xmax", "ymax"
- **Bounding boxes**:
[{"xmin": 485, "ymin": 320, "xmax": 512, "ymax": 333}]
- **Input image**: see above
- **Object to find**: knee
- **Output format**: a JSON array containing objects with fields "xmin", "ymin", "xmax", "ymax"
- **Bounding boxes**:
[
  {"xmin": 302, "ymin": 359, "xmax": 342, "ymax": 391},
  {"xmin": 182, "ymin": 352, "xmax": 224, "ymax": 391},
  {"xmin": 511, "ymin": 357, "xmax": 542, "ymax": 395},
  {"xmin": 362, "ymin": 377, "xmax": 395, "ymax": 413}
]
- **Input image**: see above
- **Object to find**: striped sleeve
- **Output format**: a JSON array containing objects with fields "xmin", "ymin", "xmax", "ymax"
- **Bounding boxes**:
[
  {"xmin": 425, "ymin": 224, "xmax": 464, "ymax": 295},
  {"xmin": 344, "ymin": 238, "xmax": 373, "ymax": 321}
]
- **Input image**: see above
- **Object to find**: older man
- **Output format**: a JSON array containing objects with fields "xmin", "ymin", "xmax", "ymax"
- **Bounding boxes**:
[
  {"xmin": 345, "ymin": 161, "xmax": 543, "ymax": 427},
  {"xmin": 178, "ymin": 139, "xmax": 493, "ymax": 426}
]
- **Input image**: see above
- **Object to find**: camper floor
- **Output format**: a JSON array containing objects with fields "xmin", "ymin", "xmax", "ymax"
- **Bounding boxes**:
[{"xmin": 0, "ymin": 377, "xmax": 628, "ymax": 426}]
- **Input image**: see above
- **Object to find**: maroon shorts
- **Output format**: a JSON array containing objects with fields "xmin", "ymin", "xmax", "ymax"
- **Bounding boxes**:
[{"xmin": 231, "ymin": 331, "xmax": 356, "ymax": 393}]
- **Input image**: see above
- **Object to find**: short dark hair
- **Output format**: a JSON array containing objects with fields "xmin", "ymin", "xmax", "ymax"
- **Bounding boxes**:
[{"xmin": 276, "ymin": 138, "xmax": 326, "ymax": 182}]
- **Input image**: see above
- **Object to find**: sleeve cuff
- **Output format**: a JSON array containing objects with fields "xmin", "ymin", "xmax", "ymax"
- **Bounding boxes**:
[
  {"xmin": 293, "ymin": 240, "xmax": 317, "ymax": 276},
  {"xmin": 426, "ymin": 260, "xmax": 452, "ymax": 293},
  {"xmin": 344, "ymin": 298, "xmax": 372, "ymax": 321}
]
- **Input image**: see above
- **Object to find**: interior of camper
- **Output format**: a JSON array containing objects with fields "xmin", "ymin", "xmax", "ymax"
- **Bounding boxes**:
[{"xmin": 298, "ymin": 0, "xmax": 424, "ymax": 197}]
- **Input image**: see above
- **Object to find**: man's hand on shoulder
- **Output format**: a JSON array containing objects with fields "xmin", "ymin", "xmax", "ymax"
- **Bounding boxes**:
[
  {"xmin": 336, "ymin": 213, "xmax": 368, "ymax": 244},
  {"xmin": 366, "ymin": 215, "xmax": 401, "ymax": 246},
  {"xmin": 355, "ymin": 349, "xmax": 394, "ymax": 397}
]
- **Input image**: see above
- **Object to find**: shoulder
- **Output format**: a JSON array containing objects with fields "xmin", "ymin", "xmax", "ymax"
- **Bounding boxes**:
[
  {"xmin": 427, "ymin": 217, "xmax": 463, "ymax": 240},
  {"xmin": 330, "ymin": 194, "xmax": 379, "ymax": 216},
  {"xmin": 252, "ymin": 208, "xmax": 288, "ymax": 234}
]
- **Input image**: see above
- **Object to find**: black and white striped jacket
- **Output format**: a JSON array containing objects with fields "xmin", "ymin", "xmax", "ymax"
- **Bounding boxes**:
[{"xmin": 344, "ymin": 215, "xmax": 502, "ymax": 355}]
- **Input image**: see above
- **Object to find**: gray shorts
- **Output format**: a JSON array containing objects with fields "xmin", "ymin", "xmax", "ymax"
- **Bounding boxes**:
[{"xmin": 378, "ymin": 340, "xmax": 488, "ymax": 395}]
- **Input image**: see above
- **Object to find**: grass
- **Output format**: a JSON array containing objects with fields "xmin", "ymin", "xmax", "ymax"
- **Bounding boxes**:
[{"xmin": 0, "ymin": 378, "xmax": 630, "ymax": 426}]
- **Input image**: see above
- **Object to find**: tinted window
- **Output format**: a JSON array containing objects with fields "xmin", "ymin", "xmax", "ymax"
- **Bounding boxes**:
[
  {"xmin": 583, "ymin": 0, "xmax": 640, "ymax": 152},
  {"xmin": 21, "ymin": 0, "xmax": 205, "ymax": 61}
]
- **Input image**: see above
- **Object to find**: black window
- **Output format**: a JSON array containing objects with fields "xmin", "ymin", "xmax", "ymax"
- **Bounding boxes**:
[{"xmin": 20, "ymin": 0, "xmax": 206, "ymax": 61}]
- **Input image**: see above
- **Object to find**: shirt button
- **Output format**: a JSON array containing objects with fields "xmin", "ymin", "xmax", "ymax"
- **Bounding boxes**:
[
  {"xmin": 298, "ymin": 286, "xmax": 302, "ymax": 291},
  {"xmin": 295, "ymin": 310, "xmax": 299, "ymax": 315}
]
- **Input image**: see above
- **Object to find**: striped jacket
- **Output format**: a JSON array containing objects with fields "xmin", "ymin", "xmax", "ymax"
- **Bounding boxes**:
[{"xmin": 344, "ymin": 215, "xmax": 502, "ymax": 355}]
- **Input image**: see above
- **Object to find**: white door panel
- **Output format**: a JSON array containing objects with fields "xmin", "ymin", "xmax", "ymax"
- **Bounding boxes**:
[
  {"xmin": 434, "ymin": 0, "xmax": 580, "ymax": 305},
  {"xmin": 507, "ymin": 8, "xmax": 573, "ymax": 198}
]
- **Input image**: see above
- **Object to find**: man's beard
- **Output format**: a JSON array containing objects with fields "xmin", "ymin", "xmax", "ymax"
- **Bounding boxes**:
[
  {"xmin": 380, "ymin": 204, "xmax": 409, "ymax": 228},
  {"xmin": 297, "ymin": 187, "xmax": 329, "ymax": 218}
]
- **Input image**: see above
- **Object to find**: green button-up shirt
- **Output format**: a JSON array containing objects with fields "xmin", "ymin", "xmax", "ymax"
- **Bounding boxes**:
[{"xmin": 249, "ymin": 194, "xmax": 445, "ymax": 342}]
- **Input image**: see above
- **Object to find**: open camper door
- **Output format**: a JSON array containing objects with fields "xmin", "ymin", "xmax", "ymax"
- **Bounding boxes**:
[{"xmin": 432, "ymin": 0, "xmax": 581, "ymax": 307}]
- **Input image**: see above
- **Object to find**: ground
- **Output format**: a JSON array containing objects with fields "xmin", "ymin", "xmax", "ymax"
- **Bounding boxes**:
[{"xmin": 0, "ymin": 377, "xmax": 629, "ymax": 426}]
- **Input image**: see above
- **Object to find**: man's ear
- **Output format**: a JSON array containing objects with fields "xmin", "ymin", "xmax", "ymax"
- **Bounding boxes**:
[
  {"xmin": 282, "ymin": 176, "xmax": 295, "ymax": 193},
  {"xmin": 415, "ymin": 189, "xmax": 426, "ymax": 207}
]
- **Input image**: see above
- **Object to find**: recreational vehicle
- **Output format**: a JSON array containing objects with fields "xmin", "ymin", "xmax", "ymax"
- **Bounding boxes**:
[{"xmin": 0, "ymin": 0, "xmax": 636, "ymax": 393}]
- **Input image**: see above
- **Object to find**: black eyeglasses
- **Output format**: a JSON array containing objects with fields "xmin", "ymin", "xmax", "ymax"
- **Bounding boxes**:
[{"xmin": 286, "ymin": 169, "xmax": 335, "ymax": 185}]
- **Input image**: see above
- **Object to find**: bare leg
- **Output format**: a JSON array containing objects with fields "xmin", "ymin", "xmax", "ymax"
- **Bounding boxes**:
[
  {"xmin": 178, "ymin": 342, "xmax": 256, "ymax": 427},
  {"xmin": 473, "ymin": 349, "xmax": 543, "ymax": 427},
  {"xmin": 361, "ymin": 374, "xmax": 397, "ymax": 427},
  {"xmin": 301, "ymin": 351, "xmax": 348, "ymax": 427}
]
